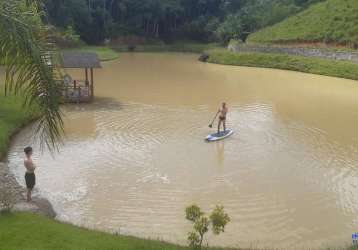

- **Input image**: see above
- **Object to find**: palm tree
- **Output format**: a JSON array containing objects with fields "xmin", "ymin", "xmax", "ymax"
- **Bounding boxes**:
[{"xmin": 0, "ymin": 0, "xmax": 63, "ymax": 149}]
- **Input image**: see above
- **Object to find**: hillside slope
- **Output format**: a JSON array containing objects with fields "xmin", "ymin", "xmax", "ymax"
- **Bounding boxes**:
[{"xmin": 247, "ymin": 0, "xmax": 358, "ymax": 47}]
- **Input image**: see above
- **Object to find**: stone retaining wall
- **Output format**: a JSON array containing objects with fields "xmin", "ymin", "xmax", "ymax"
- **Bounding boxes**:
[{"xmin": 228, "ymin": 43, "xmax": 358, "ymax": 63}]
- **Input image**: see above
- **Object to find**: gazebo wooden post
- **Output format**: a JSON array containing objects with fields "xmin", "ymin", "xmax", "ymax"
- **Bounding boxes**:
[
  {"xmin": 90, "ymin": 67, "xmax": 94, "ymax": 100},
  {"xmin": 85, "ymin": 68, "xmax": 88, "ymax": 83},
  {"xmin": 85, "ymin": 68, "xmax": 89, "ymax": 100}
]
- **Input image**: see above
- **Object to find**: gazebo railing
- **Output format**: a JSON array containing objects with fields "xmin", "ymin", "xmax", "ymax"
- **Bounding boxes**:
[{"xmin": 62, "ymin": 80, "xmax": 92, "ymax": 102}]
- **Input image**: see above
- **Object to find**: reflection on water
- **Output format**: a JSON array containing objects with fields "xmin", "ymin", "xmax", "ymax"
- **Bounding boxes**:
[
  {"xmin": 215, "ymin": 141, "xmax": 225, "ymax": 166},
  {"xmin": 7, "ymin": 53, "xmax": 358, "ymax": 249}
]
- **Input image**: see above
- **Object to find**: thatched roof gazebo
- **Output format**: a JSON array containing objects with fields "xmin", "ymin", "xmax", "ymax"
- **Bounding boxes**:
[{"xmin": 60, "ymin": 52, "xmax": 101, "ymax": 103}]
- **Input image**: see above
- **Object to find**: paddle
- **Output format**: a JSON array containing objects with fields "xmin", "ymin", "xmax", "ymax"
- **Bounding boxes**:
[{"xmin": 208, "ymin": 111, "xmax": 219, "ymax": 128}]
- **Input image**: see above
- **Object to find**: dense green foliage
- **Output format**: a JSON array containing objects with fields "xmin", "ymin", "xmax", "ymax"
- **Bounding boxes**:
[
  {"xmin": 248, "ymin": 0, "xmax": 358, "ymax": 47},
  {"xmin": 206, "ymin": 49, "xmax": 358, "ymax": 80},
  {"xmin": 0, "ymin": 90, "xmax": 39, "ymax": 160},
  {"xmin": 0, "ymin": 212, "xmax": 233, "ymax": 250},
  {"xmin": 49, "ymin": 25, "xmax": 84, "ymax": 48},
  {"xmin": 43, "ymin": 0, "xmax": 319, "ymax": 45}
]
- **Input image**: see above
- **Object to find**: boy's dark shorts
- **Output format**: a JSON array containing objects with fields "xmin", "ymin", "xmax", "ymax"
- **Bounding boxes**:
[{"xmin": 25, "ymin": 173, "xmax": 36, "ymax": 190}]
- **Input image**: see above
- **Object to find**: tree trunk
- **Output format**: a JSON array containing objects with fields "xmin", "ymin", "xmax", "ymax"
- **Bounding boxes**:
[
  {"xmin": 155, "ymin": 22, "xmax": 159, "ymax": 37},
  {"xmin": 152, "ymin": 22, "xmax": 155, "ymax": 36},
  {"xmin": 103, "ymin": 0, "xmax": 106, "ymax": 30},
  {"xmin": 109, "ymin": 0, "xmax": 114, "ymax": 17},
  {"xmin": 145, "ymin": 20, "xmax": 149, "ymax": 34}
]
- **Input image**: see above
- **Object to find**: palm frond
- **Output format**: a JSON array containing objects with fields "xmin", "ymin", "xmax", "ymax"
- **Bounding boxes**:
[{"xmin": 0, "ymin": 0, "xmax": 63, "ymax": 150}]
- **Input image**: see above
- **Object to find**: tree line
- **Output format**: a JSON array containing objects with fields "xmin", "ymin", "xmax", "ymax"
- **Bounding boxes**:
[{"xmin": 44, "ymin": 0, "xmax": 324, "ymax": 45}]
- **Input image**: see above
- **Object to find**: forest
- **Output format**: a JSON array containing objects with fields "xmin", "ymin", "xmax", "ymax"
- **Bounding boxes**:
[{"xmin": 43, "ymin": 0, "xmax": 323, "ymax": 45}]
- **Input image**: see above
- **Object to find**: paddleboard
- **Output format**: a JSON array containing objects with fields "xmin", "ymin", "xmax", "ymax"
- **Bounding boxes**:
[{"xmin": 206, "ymin": 129, "xmax": 233, "ymax": 142}]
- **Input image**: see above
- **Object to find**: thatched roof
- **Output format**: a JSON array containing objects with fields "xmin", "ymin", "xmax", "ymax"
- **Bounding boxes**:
[{"xmin": 61, "ymin": 52, "xmax": 101, "ymax": 68}]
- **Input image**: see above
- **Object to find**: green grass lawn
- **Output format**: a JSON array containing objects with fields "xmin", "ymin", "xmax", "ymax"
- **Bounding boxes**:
[
  {"xmin": 206, "ymin": 49, "xmax": 358, "ymax": 80},
  {"xmin": 0, "ymin": 89, "xmax": 39, "ymax": 160},
  {"xmin": 1, "ymin": 212, "xmax": 358, "ymax": 250},
  {"xmin": 62, "ymin": 43, "xmax": 218, "ymax": 62},
  {"xmin": 112, "ymin": 42, "xmax": 220, "ymax": 53},
  {"xmin": 62, "ymin": 46, "xmax": 120, "ymax": 61},
  {"xmin": 247, "ymin": 0, "xmax": 358, "ymax": 47},
  {"xmin": 0, "ymin": 212, "xmax": 234, "ymax": 250}
]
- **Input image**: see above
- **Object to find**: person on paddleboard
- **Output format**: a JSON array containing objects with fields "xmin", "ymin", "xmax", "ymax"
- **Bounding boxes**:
[{"xmin": 217, "ymin": 102, "xmax": 228, "ymax": 134}]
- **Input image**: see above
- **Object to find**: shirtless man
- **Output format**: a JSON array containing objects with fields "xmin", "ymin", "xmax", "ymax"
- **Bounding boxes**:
[
  {"xmin": 24, "ymin": 146, "xmax": 36, "ymax": 202},
  {"xmin": 217, "ymin": 102, "xmax": 228, "ymax": 134}
]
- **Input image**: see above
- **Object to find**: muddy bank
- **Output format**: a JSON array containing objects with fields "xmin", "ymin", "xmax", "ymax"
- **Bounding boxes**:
[{"xmin": 0, "ymin": 162, "xmax": 56, "ymax": 218}]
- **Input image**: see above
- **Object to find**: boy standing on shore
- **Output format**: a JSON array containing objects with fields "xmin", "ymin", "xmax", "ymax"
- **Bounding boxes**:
[{"xmin": 24, "ymin": 146, "xmax": 36, "ymax": 202}]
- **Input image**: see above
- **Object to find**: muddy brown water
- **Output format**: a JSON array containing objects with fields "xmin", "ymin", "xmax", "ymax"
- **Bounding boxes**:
[{"xmin": 7, "ymin": 53, "xmax": 358, "ymax": 249}]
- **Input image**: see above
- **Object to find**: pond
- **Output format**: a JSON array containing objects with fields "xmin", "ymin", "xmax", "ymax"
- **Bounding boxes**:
[{"xmin": 8, "ymin": 53, "xmax": 358, "ymax": 249}]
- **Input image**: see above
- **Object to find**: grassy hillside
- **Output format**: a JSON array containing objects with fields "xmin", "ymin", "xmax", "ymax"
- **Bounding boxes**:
[{"xmin": 247, "ymin": 0, "xmax": 358, "ymax": 47}]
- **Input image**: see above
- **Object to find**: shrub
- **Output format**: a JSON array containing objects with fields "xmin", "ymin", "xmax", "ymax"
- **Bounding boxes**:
[{"xmin": 185, "ymin": 204, "xmax": 230, "ymax": 249}]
